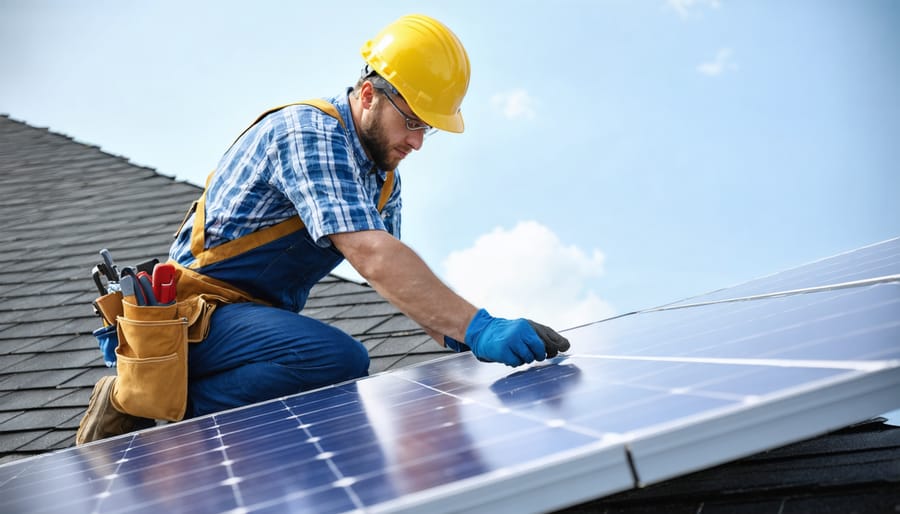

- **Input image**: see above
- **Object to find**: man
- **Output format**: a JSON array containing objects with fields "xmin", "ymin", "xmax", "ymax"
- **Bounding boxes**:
[{"xmin": 76, "ymin": 14, "xmax": 569, "ymax": 444}]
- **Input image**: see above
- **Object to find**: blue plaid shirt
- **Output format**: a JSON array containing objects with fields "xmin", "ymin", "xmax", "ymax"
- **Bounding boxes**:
[{"xmin": 170, "ymin": 90, "xmax": 401, "ymax": 267}]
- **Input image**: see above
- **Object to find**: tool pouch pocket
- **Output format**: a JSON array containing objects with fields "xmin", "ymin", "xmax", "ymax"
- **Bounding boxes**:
[
  {"xmin": 95, "ymin": 291, "xmax": 124, "ymax": 324},
  {"xmin": 112, "ymin": 300, "xmax": 189, "ymax": 421}
]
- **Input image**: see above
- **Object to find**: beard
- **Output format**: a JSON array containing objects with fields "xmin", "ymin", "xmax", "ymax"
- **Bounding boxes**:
[{"xmin": 358, "ymin": 106, "xmax": 401, "ymax": 171}]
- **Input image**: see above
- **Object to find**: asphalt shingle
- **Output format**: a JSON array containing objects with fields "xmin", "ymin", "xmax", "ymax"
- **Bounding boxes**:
[
  {"xmin": 328, "ymin": 316, "xmax": 391, "ymax": 336},
  {"xmin": 0, "ymin": 369, "xmax": 84, "ymax": 391},
  {"xmin": 0, "ymin": 388, "xmax": 72, "ymax": 411},
  {"xmin": 0, "ymin": 431, "xmax": 43, "ymax": 453},
  {"xmin": 2, "ymin": 350, "xmax": 99, "ymax": 373},
  {"xmin": 0, "ymin": 408, "xmax": 84, "ymax": 432}
]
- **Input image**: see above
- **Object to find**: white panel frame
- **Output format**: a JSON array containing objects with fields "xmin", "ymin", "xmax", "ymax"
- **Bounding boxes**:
[{"xmin": 368, "ymin": 441, "xmax": 634, "ymax": 514}]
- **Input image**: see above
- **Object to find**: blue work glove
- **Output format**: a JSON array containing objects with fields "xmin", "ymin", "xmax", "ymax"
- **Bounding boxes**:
[{"xmin": 461, "ymin": 308, "xmax": 571, "ymax": 367}]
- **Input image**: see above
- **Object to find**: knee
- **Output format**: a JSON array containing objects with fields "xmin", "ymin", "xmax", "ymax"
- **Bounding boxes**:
[
  {"xmin": 311, "ymin": 323, "xmax": 369, "ymax": 380},
  {"xmin": 286, "ymin": 331, "xmax": 369, "ymax": 385},
  {"xmin": 339, "ymin": 339, "xmax": 370, "ymax": 380}
]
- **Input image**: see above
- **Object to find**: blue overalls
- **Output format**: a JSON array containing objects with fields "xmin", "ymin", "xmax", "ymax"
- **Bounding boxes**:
[{"xmin": 175, "ymin": 99, "xmax": 396, "ymax": 417}]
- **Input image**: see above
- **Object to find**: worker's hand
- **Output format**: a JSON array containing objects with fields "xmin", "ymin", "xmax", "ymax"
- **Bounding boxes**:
[{"xmin": 464, "ymin": 309, "xmax": 570, "ymax": 367}]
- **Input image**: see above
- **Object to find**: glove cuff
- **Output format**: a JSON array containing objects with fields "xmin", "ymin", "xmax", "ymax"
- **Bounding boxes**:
[
  {"xmin": 464, "ymin": 308, "xmax": 493, "ymax": 346},
  {"xmin": 443, "ymin": 336, "xmax": 471, "ymax": 353}
]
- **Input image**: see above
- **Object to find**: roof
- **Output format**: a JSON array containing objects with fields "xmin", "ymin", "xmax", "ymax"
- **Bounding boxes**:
[
  {"xmin": 0, "ymin": 113, "xmax": 897, "ymax": 512},
  {"xmin": 0, "ymin": 114, "xmax": 449, "ymax": 464}
]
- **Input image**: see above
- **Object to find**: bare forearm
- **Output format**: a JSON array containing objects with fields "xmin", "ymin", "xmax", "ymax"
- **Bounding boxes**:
[{"xmin": 330, "ymin": 231, "xmax": 477, "ymax": 342}]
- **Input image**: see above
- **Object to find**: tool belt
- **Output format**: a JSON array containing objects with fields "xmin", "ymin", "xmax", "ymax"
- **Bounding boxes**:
[{"xmin": 91, "ymin": 255, "xmax": 260, "ymax": 421}]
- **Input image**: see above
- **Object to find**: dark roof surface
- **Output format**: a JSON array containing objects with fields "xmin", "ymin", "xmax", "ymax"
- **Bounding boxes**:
[
  {"xmin": 1, "ymin": 114, "xmax": 897, "ymax": 513},
  {"xmin": 0, "ymin": 114, "xmax": 448, "ymax": 464}
]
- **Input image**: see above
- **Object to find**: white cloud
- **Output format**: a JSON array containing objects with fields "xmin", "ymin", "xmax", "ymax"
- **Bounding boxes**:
[
  {"xmin": 697, "ymin": 47, "xmax": 738, "ymax": 76},
  {"xmin": 443, "ymin": 221, "xmax": 614, "ymax": 330},
  {"xmin": 490, "ymin": 89, "xmax": 537, "ymax": 120},
  {"xmin": 666, "ymin": 0, "xmax": 721, "ymax": 19}
]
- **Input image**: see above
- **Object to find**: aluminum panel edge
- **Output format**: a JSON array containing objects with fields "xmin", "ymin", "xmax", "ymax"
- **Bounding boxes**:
[{"xmin": 369, "ymin": 441, "xmax": 634, "ymax": 514}]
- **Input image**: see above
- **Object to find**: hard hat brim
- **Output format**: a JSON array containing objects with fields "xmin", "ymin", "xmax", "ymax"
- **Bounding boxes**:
[{"xmin": 423, "ymin": 109, "xmax": 464, "ymax": 134}]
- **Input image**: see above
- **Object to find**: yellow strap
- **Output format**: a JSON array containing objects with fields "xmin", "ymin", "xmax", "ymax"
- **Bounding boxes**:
[
  {"xmin": 188, "ymin": 100, "xmax": 395, "ymax": 269},
  {"xmin": 229, "ymin": 99, "xmax": 345, "ymax": 149},
  {"xmin": 376, "ymin": 168, "xmax": 395, "ymax": 214}
]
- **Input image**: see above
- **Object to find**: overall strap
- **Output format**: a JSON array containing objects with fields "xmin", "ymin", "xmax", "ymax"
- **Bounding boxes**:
[
  {"xmin": 185, "ymin": 100, "xmax": 395, "ymax": 270},
  {"xmin": 230, "ymin": 99, "xmax": 346, "ymax": 149}
]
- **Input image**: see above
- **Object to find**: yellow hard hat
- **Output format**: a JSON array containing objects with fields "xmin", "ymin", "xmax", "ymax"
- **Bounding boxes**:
[{"xmin": 361, "ymin": 14, "xmax": 470, "ymax": 133}]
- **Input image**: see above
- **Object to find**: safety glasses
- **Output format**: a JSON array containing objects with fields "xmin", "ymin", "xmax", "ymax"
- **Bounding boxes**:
[{"xmin": 376, "ymin": 87, "xmax": 437, "ymax": 137}]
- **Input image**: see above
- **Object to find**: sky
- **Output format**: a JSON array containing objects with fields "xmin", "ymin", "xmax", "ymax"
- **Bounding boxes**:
[{"xmin": 2, "ymin": 0, "xmax": 898, "ymax": 330}]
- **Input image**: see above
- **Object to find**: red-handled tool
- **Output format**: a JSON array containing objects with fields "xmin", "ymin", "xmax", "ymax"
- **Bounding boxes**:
[{"xmin": 152, "ymin": 263, "xmax": 177, "ymax": 304}]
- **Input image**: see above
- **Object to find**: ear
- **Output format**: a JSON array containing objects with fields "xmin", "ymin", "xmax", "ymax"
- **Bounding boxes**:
[{"xmin": 359, "ymin": 81, "xmax": 377, "ymax": 110}]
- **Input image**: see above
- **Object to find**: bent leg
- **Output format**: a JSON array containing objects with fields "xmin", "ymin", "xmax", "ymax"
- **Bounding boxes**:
[{"xmin": 187, "ymin": 302, "xmax": 369, "ymax": 417}]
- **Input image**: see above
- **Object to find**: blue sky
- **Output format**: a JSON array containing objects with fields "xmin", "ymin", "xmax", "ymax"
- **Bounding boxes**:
[{"xmin": 2, "ymin": 0, "xmax": 898, "ymax": 328}]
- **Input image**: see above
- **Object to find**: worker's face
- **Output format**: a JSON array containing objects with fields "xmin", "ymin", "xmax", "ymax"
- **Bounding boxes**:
[{"xmin": 359, "ymin": 87, "xmax": 426, "ymax": 170}]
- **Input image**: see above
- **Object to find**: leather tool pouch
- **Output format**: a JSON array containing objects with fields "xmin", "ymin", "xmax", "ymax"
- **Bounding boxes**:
[
  {"xmin": 112, "ymin": 300, "xmax": 189, "ymax": 421},
  {"xmin": 109, "ymin": 290, "xmax": 226, "ymax": 421},
  {"xmin": 91, "ymin": 265, "xmax": 250, "ymax": 421}
]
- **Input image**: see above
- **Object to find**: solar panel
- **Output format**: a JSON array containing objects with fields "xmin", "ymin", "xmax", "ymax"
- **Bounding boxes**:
[
  {"xmin": 1, "ymin": 239, "xmax": 898, "ymax": 514},
  {"xmin": 663, "ymin": 237, "xmax": 900, "ymax": 308}
]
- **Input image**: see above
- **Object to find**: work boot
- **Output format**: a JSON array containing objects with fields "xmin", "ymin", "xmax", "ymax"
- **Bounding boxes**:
[{"xmin": 76, "ymin": 376, "xmax": 155, "ymax": 445}]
